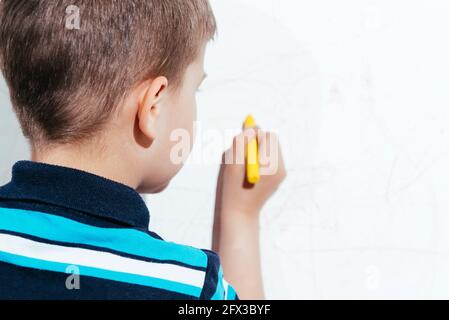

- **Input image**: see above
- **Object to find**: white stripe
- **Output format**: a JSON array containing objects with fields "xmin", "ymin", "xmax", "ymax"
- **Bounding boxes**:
[
  {"xmin": 222, "ymin": 278, "xmax": 230, "ymax": 300},
  {"xmin": 0, "ymin": 233, "xmax": 205, "ymax": 288}
]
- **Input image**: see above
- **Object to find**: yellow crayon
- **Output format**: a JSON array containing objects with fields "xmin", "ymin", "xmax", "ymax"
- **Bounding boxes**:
[{"xmin": 244, "ymin": 115, "xmax": 260, "ymax": 184}]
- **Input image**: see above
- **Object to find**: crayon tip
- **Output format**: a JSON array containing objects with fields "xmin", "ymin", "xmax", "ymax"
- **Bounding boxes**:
[{"xmin": 244, "ymin": 114, "xmax": 256, "ymax": 129}]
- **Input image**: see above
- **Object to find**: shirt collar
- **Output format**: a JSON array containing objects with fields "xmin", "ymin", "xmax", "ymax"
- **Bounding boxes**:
[{"xmin": 0, "ymin": 161, "xmax": 150, "ymax": 229}]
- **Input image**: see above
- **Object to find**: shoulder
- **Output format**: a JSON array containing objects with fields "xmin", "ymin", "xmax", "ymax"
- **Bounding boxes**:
[
  {"xmin": 0, "ymin": 206, "xmax": 238, "ymax": 300},
  {"xmin": 199, "ymin": 249, "xmax": 239, "ymax": 300},
  {"xmin": 143, "ymin": 236, "xmax": 238, "ymax": 300}
]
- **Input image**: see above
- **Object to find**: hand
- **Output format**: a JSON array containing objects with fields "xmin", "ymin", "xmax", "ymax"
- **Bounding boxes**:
[{"xmin": 215, "ymin": 127, "xmax": 287, "ymax": 218}]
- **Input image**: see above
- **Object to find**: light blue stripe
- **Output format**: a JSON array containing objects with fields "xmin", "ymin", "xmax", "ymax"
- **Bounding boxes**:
[
  {"xmin": 0, "ymin": 250, "xmax": 202, "ymax": 297},
  {"xmin": 226, "ymin": 285, "xmax": 238, "ymax": 300},
  {"xmin": 0, "ymin": 207, "xmax": 207, "ymax": 268}
]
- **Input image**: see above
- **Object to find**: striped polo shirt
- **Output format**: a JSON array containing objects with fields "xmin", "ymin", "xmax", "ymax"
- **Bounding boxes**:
[{"xmin": 0, "ymin": 161, "xmax": 238, "ymax": 300}]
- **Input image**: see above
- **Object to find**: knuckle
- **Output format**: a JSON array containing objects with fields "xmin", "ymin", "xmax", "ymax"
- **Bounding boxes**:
[
  {"xmin": 280, "ymin": 168, "xmax": 287, "ymax": 180},
  {"xmin": 277, "ymin": 167, "xmax": 287, "ymax": 181},
  {"xmin": 269, "ymin": 132, "xmax": 279, "ymax": 142},
  {"xmin": 232, "ymin": 135, "xmax": 240, "ymax": 146}
]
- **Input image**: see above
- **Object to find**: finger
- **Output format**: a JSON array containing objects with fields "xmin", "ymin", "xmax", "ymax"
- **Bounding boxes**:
[
  {"xmin": 257, "ymin": 130, "xmax": 272, "ymax": 156},
  {"xmin": 258, "ymin": 131, "xmax": 279, "ymax": 169}
]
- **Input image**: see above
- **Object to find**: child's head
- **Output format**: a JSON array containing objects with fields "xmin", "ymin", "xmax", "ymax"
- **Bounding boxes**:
[{"xmin": 0, "ymin": 0, "xmax": 216, "ymax": 193}]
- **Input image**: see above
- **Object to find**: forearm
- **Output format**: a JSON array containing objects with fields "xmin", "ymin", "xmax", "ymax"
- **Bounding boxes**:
[{"xmin": 212, "ymin": 210, "xmax": 264, "ymax": 300}]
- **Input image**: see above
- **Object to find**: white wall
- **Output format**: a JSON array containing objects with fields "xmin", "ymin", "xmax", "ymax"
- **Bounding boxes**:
[
  {"xmin": 2, "ymin": 0, "xmax": 449, "ymax": 299},
  {"xmin": 0, "ymin": 77, "xmax": 29, "ymax": 182},
  {"xmin": 149, "ymin": 0, "xmax": 449, "ymax": 299}
]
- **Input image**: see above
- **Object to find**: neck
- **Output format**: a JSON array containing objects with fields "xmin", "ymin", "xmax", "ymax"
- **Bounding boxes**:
[{"xmin": 31, "ymin": 143, "xmax": 141, "ymax": 190}]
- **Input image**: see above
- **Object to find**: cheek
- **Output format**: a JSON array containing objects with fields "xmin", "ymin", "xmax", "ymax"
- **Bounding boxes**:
[
  {"xmin": 141, "ymin": 93, "xmax": 197, "ymax": 193},
  {"xmin": 175, "ymin": 93, "xmax": 197, "ymax": 141},
  {"xmin": 188, "ymin": 98, "xmax": 197, "ymax": 137},
  {"xmin": 166, "ymin": 94, "xmax": 196, "ymax": 162}
]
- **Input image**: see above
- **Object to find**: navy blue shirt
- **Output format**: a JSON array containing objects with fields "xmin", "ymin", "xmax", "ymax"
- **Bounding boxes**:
[{"xmin": 0, "ymin": 161, "xmax": 238, "ymax": 300}]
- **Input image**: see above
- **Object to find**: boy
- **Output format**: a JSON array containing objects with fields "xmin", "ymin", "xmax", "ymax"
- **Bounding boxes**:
[{"xmin": 0, "ymin": 0, "xmax": 286, "ymax": 300}]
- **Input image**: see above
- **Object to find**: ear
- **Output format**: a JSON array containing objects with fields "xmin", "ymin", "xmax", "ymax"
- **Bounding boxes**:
[{"xmin": 137, "ymin": 76, "xmax": 168, "ymax": 141}]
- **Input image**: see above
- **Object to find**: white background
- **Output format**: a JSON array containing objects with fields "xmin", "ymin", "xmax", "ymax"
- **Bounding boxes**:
[{"xmin": 2, "ymin": 0, "xmax": 449, "ymax": 299}]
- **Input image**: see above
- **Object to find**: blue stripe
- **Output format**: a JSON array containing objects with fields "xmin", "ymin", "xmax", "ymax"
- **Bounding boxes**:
[
  {"xmin": 211, "ymin": 267, "xmax": 226, "ymax": 300},
  {"xmin": 0, "ymin": 207, "xmax": 207, "ymax": 268},
  {"xmin": 0, "ymin": 250, "xmax": 201, "ymax": 297}
]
